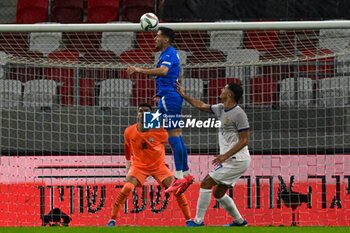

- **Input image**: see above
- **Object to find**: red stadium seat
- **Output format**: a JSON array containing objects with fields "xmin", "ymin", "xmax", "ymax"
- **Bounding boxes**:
[
  {"xmin": 118, "ymin": 48, "xmax": 153, "ymax": 86},
  {"xmin": 80, "ymin": 50, "xmax": 117, "ymax": 106},
  {"xmin": 299, "ymin": 48, "xmax": 335, "ymax": 80},
  {"xmin": 208, "ymin": 78, "xmax": 241, "ymax": 105},
  {"xmin": 52, "ymin": 0, "xmax": 84, "ymax": 23},
  {"xmin": 118, "ymin": 48, "xmax": 155, "ymax": 106},
  {"xmin": 284, "ymin": 30, "xmax": 319, "ymax": 52},
  {"xmin": 46, "ymin": 50, "xmax": 79, "ymax": 106},
  {"xmin": 132, "ymin": 76, "xmax": 157, "ymax": 106},
  {"xmin": 63, "ymin": 32, "xmax": 102, "ymax": 54},
  {"xmin": 9, "ymin": 51, "xmax": 44, "ymax": 82},
  {"xmin": 87, "ymin": 0, "xmax": 120, "ymax": 23},
  {"xmin": 119, "ymin": 49, "xmax": 154, "ymax": 65},
  {"xmin": 16, "ymin": 0, "xmax": 48, "ymax": 24},
  {"xmin": 245, "ymin": 30, "xmax": 279, "ymax": 52},
  {"xmin": 137, "ymin": 31, "xmax": 157, "ymax": 52},
  {"xmin": 0, "ymin": 33, "xmax": 28, "ymax": 55},
  {"xmin": 80, "ymin": 78, "xmax": 96, "ymax": 106},
  {"xmin": 250, "ymin": 76, "xmax": 278, "ymax": 105},
  {"xmin": 260, "ymin": 49, "xmax": 295, "ymax": 80},
  {"xmin": 122, "ymin": 0, "xmax": 156, "ymax": 23},
  {"xmin": 175, "ymin": 31, "xmax": 209, "ymax": 52},
  {"xmin": 187, "ymin": 49, "xmax": 226, "ymax": 80}
]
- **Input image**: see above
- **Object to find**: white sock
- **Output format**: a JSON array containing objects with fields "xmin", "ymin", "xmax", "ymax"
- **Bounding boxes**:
[
  {"xmin": 183, "ymin": 170, "xmax": 189, "ymax": 177},
  {"xmin": 217, "ymin": 194, "xmax": 244, "ymax": 224},
  {"xmin": 194, "ymin": 188, "xmax": 212, "ymax": 224},
  {"xmin": 175, "ymin": 171, "xmax": 184, "ymax": 179}
]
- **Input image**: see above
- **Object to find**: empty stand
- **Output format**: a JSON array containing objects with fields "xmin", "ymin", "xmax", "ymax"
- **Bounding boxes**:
[
  {"xmin": 52, "ymin": 0, "xmax": 84, "ymax": 23},
  {"xmin": 0, "ymin": 33, "xmax": 28, "ymax": 55},
  {"xmin": 175, "ymin": 31, "xmax": 225, "ymax": 79},
  {"xmin": 260, "ymin": 47, "xmax": 295, "ymax": 80},
  {"xmin": 119, "ymin": 49, "xmax": 153, "ymax": 65},
  {"xmin": 80, "ymin": 50, "xmax": 117, "ymax": 106},
  {"xmin": 23, "ymin": 79, "xmax": 57, "ymax": 108},
  {"xmin": 137, "ymin": 31, "xmax": 157, "ymax": 52},
  {"xmin": 318, "ymin": 76, "xmax": 350, "ymax": 107},
  {"xmin": 99, "ymin": 79, "xmax": 133, "ymax": 107},
  {"xmin": 175, "ymin": 31, "xmax": 209, "ymax": 52},
  {"xmin": 208, "ymin": 78, "xmax": 241, "ymax": 105},
  {"xmin": 336, "ymin": 53, "xmax": 350, "ymax": 74},
  {"xmin": 319, "ymin": 29, "xmax": 350, "ymax": 52},
  {"xmin": 0, "ymin": 51, "xmax": 9, "ymax": 79},
  {"xmin": 64, "ymin": 32, "xmax": 102, "ymax": 55},
  {"xmin": 187, "ymin": 49, "xmax": 225, "ymax": 79},
  {"xmin": 118, "ymin": 46, "xmax": 156, "ymax": 106},
  {"xmin": 181, "ymin": 78, "xmax": 204, "ymax": 106},
  {"xmin": 284, "ymin": 30, "xmax": 319, "ymax": 52},
  {"xmin": 299, "ymin": 48, "xmax": 335, "ymax": 80},
  {"xmin": 279, "ymin": 77, "xmax": 314, "ymax": 107},
  {"xmin": 81, "ymin": 50, "xmax": 117, "ymax": 64},
  {"xmin": 29, "ymin": 31, "xmax": 62, "ymax": 57},
  {"xmin": 46, "ymin": 50, "xmax": 79, "ymax": 106},
  {"xmin": 250, "ymin": 76, "xmax": 278, "ymax": 105},
  {"xmin": 87, "ymin": 0, "xmax": 120, "ymax": 23},
  {"xmin": 122, "ymin": 0, "xmax": 156, "ymax": 23},
  {"xmin": 210, "ymin": 30, "xmax": 243, "ymax": 53},
  {"xmin": 0, "ymin": 80, "xmax": 22, "ymax": 108},
  {"xmin": 80, "ymin": 78, "xmax": 96, "ymax": 106},
  {"xmin": 226, "ymin": 49, "xmax": 260, "ymax": 82},
  {"xmin": 16, "ymin": 0, "xmax": 48, "ymax": 24},
  {"xmin": 132, "ymin": 76, "xmax": 156, "ymax": 106},
  {"xmin": 118, "ymin": 49, "xmax": 154, "ymax": 80},
  {"xmin": 101, "ymin": 31, "xmax": 135, "ymax": 57},
  {"xmin": 245, "ymin": 30, "xmax": 279, "ymax": 52},
  {"xmin": 9, "ymin": 51, "xmax": 44, "ymax": 82}
]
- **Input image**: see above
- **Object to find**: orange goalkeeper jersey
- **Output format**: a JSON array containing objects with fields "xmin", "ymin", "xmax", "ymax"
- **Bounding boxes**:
[{"xmin": 124, "ymin": 124, "xmax": 168, "ymax": 170}]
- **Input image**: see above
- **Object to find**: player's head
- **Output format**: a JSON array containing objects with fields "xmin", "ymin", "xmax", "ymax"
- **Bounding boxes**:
[
  {"xmin": 220, "ymin": 83, "xmax": 243, "ymax": 103},
  {"xmin": 155, "ymin": 27, "xmax": 175, "ymax": 50},
  {"xmin": 137, "ymin": 103, "xmax": 153, "ymax": 123}
]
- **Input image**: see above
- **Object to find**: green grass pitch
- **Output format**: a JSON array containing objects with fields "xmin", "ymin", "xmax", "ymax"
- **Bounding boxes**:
[{"xmin": 0, "ymin": 227, "xmax": 349, "ymax": 233}]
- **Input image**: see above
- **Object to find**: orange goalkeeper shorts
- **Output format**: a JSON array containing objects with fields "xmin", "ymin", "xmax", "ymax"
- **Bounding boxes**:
[{"xmin": 127, "ymin": 164, "xmax": 173, "ymax": 186}]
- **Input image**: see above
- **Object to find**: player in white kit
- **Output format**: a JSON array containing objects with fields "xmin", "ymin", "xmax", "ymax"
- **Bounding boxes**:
[{"xmin": 175, "ymin": 82, "xmax": 250, "ymax": 227}]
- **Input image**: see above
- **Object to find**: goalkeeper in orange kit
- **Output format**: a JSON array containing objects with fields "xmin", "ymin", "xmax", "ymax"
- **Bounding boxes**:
[{"xmin": 107, "ymin": 103, "xmax": 192, "ymax": 226}]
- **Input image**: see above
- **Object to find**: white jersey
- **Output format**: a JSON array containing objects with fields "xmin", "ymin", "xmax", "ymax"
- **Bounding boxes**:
[{"xmin": 210, "ymin": 103, "xmax": 250, "ymax": 161}]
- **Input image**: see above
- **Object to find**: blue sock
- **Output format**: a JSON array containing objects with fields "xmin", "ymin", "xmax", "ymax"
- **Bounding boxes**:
[
  {"xmin": 180, "ymin": 136, "xmax": 189, "ymax": 173},
  {"xmin": 168, "ymin": 136, "xmax": 184, "ymax": 173}
]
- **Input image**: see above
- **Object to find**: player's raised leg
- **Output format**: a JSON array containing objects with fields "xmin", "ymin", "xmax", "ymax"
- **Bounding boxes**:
[
  {"xmin": 161, "ymin": 175, "xmax": 192, "ymax": 224},
  {"xmin": 165, "ymin": 127, "xmax": 192, "ymax": 193}
]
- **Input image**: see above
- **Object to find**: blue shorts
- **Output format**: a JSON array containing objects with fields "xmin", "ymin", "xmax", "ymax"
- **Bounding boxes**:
[{"xmin": 158, "ymin": 93, "xmax": 183, "ymax": 130}]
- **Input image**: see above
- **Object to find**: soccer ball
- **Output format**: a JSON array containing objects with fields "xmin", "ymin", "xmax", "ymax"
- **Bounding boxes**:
[{"xmin": 140, "ymin": 13, "xmax": 159, "ymax": 31}]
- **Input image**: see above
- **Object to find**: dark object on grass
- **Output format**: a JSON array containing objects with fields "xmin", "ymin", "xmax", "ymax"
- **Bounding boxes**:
[{"xmin": 42, "ymin": 208, "xmax": 71, "ymax": 227}]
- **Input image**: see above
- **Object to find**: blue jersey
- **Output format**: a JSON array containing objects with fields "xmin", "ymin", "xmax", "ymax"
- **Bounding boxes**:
[{"xmin": 155, "ymin": 46, "xmax": 180, "ymax": 97}]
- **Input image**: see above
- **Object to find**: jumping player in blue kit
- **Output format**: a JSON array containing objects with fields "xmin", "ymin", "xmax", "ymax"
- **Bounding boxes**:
[{"xmin": 127, "ymin": 27, "xmax": 194, "ymax": 195}]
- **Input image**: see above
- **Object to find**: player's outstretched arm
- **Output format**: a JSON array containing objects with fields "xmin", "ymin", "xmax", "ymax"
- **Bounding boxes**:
[
  {"xmin": 175, "ymin": 82, "xmax": 211, "ymax": 113},
  {"xmin": 127, "ymin": 65, "xmax": 169, "ymax": 77}
]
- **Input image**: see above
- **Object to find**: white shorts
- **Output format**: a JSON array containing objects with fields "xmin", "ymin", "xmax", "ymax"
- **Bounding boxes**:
[{"xmin": 209, "ymin": 157, "xmax": 251, "ymax": 186}]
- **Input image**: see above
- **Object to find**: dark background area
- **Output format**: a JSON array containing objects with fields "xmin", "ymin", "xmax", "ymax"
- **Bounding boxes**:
[{"xmin": 160, "ymin": 0, "xmax": 350, "ymax": 22}]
